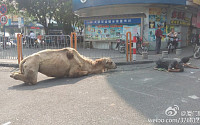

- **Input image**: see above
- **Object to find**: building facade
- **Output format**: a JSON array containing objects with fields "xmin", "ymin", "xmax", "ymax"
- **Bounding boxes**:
[{"xmin": 73, "ymin": 0, "xmax": 199, "ymax": 50}]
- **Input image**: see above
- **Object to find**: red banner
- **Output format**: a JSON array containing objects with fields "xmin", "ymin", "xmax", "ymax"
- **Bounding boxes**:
[{"xmin": 197, "ymin": 11, "xmax": 200, "ymax": 28}]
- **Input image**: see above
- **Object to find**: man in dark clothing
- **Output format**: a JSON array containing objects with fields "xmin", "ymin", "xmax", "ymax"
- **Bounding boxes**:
[
  {"xmin": 155, "ymin": 25, "xmax": 163, "ymax": 54},
  {"xmin": 154, "ymin": 57, "xmax": 199, "ymax": 72},
  {"xmin": 155, "ymin": 58, "xmax": 184, "ymax": 72}
]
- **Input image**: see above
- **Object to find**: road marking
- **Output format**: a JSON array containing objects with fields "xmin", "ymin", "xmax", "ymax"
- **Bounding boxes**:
[
  {"xmin": 181, "ymin": 98, "xmax": 188, "ymax": 103},
  {"xmin": 2, "ymin": 121, "xmax": 11, "ymax": 125},
  {"xmin": 113, "ymin": 84, "xmax": 156, "ymax": 97},
  {"xmin": 188, "ymin": 95, "xmax": 199, "ymax": 100},
  {"xmin": 143, "ymin": 78, "xmax": 153, "ymax": 82}
]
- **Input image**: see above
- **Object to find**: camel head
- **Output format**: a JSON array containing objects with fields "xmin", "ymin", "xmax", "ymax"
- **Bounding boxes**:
[{"xmin": 95, "ymin": 58, "xmax": 117, "ymax": 69}]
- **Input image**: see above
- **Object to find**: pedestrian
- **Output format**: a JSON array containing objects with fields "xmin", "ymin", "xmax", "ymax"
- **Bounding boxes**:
[
  {"xmin": 29, "ymin": 31, "xmax": 36, "ymax": 47},
  {"xmin": 155, "ymin": 25, "xmax": 163, "ymax": 54}
]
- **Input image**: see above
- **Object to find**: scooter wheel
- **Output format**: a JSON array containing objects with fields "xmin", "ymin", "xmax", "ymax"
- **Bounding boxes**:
[
  {"xmin": 194, "ymin": 49, "xmax": 200, "ymax": 59},
  {"xmin": 137, "ymin": 47, "xmax": 143, "ymax": 55}
]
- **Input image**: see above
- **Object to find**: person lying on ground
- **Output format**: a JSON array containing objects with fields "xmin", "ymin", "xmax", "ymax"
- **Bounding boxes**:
[
  {"xmin": 154, "ymin": 58, "xmax": 184, "ymax": 72},
  {"xmin": 174, "ymin": 57, "xmax": 199, "ymax": 69},
  {"xmin": 154, "ymin": 57, "xmax": 199, "ymax": 72}
]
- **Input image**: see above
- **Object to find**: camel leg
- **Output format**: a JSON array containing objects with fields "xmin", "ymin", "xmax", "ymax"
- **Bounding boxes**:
[
  {"xmin": 10, "ymin": 56, "xmax": 40, "ymax": 85},
  {"xmin": 69, "ymin": 66, "xmax": 88, "ymax": 78},
  {"xmin": 10, "ymin": 72, "xmax": 26, "ymax": 82},
  {"xmin": 69, "ymin": 70, "xmax": 89, "ymax": 78},
  {"xmin": 11, "ymin": 69, "xmax": 38, "ymax": 85}
]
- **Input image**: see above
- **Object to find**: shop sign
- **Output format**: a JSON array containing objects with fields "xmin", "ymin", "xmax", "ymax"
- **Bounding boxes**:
[
  {"xmin": 31, "ymin": 27, "xmax": 40, "ymax": 29},
  {"xmin": 97, "ymin": 25, "xmax": 123, "ymax": 28},
  {"xmin": 84, "ymin": 18, "xmax": 141, "ymax": 25},
  {"xmin": 170, "ymin": 10, "xmax": 191, "ymax": 26},
  {"xmin": 193, "ymin": 0, "xmax": 200, "ymax": 5}
]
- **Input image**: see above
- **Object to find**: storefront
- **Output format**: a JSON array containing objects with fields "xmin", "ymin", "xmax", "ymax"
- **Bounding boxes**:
[
  {"xmin": 84, "ymin": 18, "xmax": 141, "ymax": 49},
  {"xmin": 73, "ymin": 0, "xmax": 194, "ymax": 50}
]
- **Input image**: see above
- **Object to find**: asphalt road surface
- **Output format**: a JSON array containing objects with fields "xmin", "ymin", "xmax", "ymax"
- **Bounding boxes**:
[{"xmin": 0, "ymin": 59, "xmax": 200, "ymax": 125}]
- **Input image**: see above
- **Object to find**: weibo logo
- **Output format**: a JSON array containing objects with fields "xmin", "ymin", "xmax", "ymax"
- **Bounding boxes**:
[{"xmin": 80, "ymin": 0, "xmax": 87, "ymax": 3}]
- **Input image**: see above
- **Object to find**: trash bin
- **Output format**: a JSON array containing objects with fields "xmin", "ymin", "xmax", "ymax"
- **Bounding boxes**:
[
  {"xmin": 162, "ymin": 51, "xmax": 168, "ymax": 58},
  {"xmin": 176, "ymin": 49, "xmax": 182, "ymax": 56},
  {"xmin": 142, "ymin": 52, "xmax": 148, "ymax": 59}
]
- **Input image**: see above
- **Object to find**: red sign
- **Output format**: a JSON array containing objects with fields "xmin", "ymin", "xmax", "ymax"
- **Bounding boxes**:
[
  {"xmin": 30, "ymin": 27, "xmax": 40, "ymax": 29},
  {"xmin": 0, "ymin": 15, "xmax": 8, "ymax": 25},
  {"xmin": 0, "ymin": 4, "xmax": 7, "ymax": 15},
  {"xmin": 97, "ymin": 25, "xmax": 123, "ymax": 28}
]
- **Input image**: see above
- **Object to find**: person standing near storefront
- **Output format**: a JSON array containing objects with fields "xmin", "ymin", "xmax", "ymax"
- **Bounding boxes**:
[{"xmin": 155, "ymin": 25, "xmax": 163, "ymax": 54}]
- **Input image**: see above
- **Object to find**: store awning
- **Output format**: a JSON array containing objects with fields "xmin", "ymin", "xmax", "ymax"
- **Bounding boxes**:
[
  {"xmin": 25, "ymin": 23, "xmax": 44, "ymax": 28},
  {"xmin": 80, "ymin": 13, "xmax": 146, "ymax": 20},
  {"xmin": 73, "ymin": 0, "xmax": 186, "ymax": 11}
]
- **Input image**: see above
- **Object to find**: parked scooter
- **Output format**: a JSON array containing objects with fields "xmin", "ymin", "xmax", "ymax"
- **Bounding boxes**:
[
  {"xmin": 167, "ymin": 36, "xmax": 178, "ymax": 54},
  {"xmin": 193, "ymin": 44, "xmax": 200, "ymax": 59},
  {"xmin": 191, "ymin": 34, "xmax": 200, "ymax": 59}
]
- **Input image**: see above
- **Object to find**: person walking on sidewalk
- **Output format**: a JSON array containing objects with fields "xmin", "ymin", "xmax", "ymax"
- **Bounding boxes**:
[{"xmin": 155, "ymin": 25, "xmax": 163, "ymax": 54}]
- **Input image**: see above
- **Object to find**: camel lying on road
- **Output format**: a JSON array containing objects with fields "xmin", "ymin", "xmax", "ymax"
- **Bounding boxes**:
[{"xmin": 10, "ymin": 47, "xmax": 117, "ymax": 85}]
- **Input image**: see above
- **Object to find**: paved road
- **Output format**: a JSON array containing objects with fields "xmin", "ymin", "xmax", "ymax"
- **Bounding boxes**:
[{"xmin": 0, "ymin": 59, "xmax": 200, "ymax": 125}]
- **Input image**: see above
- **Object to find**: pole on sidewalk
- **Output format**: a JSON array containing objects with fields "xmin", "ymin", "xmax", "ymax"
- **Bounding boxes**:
[
  {"xmin": 17, "ymin": 34, "xmax": 23, "ymax": 64},
  {"xmin": 126, "ymin": 32, "xmax": 132, "ymax": 62},
  {"xmin": 132, "ymin": 36, "xmax": 137, "ymax": 61},
  {"xmin": 70, "ymin": 32, "xmax": 77, "ymax": 50},
  {"xmin": 3, "ymin": 25, "xmax": 6, "ymax": 49}
]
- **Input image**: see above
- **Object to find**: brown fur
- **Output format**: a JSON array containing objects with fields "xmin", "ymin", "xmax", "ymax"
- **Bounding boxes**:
[{"xmin": 10, "ymin": 47, "xmax": 117, "ymax": 85}]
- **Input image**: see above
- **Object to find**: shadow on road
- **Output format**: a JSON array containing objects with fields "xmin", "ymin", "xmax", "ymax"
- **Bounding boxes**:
[{"xmin": 8, "ymin": 75, "xmax": 93, "ymax": 91}]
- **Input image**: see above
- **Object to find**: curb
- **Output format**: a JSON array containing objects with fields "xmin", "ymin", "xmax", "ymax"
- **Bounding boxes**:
[
  {"xmin": 0, "ymin": 63, "xmax": 18, "ymax": 68},
  {"xmin": 116, "ymin": 60, "xmax": 155, "ymax": 65},
  {"xmin": 0, "ymin": 55, "xmax": 194, "ymax": 68}
]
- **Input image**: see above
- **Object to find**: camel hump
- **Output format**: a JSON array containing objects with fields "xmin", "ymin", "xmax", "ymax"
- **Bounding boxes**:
[{"xmin": 66, "ymin": 51, "xmax": 74, "ymax": 60}]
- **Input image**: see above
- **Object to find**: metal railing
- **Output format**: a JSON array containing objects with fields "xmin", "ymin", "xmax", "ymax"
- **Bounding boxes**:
[
  {"xmin": 0, "ymin": 35, "xmax": 71, "ymax": 60},
  {"xmin": 0, "ymin": 34, "xmax": 126, "ymax": 62}
]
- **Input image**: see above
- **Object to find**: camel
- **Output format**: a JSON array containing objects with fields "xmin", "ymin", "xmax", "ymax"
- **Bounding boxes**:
[{"xmin": 10, "ymin": 47, "xmax": 117, "ymax": 85}]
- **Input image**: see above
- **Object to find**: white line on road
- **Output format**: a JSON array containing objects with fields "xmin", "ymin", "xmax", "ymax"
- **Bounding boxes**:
[
  {"xmin": 113, "ymin": 84, "xmax": 156, "ymax": 97},
  {"xmin": 2, "ymin": 121, "xmax": 11, "ymax": 125}
]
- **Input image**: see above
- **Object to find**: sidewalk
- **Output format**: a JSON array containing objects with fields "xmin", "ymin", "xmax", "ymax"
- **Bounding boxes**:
[
  {"xmin": 115, "ymin": 46, "xmax": 194, "ymax": 65},
  {"xmin": 0, "ymin": 46, "xmax": 194, "ymax": 67}
]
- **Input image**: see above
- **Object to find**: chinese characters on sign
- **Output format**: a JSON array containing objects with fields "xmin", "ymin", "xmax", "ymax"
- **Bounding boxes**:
[{"xmin": 170, "ymin": 10, "xmax": 191, "ymax": 26}]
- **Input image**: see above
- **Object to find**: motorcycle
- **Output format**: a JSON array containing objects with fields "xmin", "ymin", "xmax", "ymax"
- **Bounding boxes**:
[
  {"xmin": 116, "ymin": 39, "xmax": 126, "ymax": 53},
  {"xmin": 167, "ymin": 36, "xmax": 178, "ymax": 54}
]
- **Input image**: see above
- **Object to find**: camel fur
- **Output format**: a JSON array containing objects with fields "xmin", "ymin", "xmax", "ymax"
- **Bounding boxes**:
[{"xmin": 10, "ymin": 47, "xmax": 117, "ymax": 85}]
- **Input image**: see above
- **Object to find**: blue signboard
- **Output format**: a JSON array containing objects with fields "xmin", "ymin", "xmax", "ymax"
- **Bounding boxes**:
[
  {"xmin": 85, "ymin": 18, "xmax": 141, "ymax": 25},
  {"xmin": 0, "ymin": 4, "xmax": 7, "ymax": 15},
  {"xmin": 73, "ymin": 0, "xmax": 186, "ymax": 11}
]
